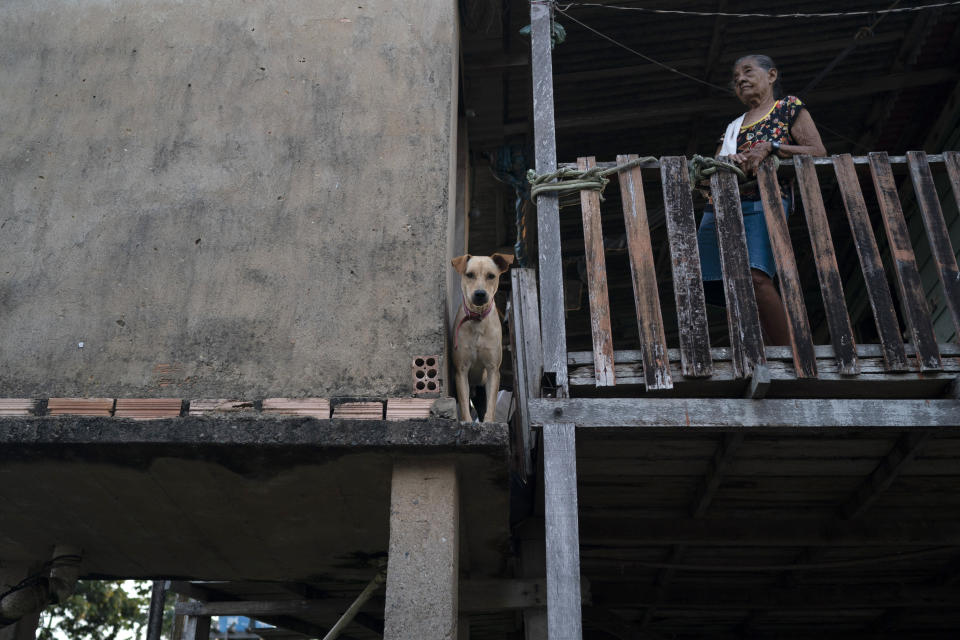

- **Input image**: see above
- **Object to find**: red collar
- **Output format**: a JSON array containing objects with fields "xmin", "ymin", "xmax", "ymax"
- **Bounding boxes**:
[{"xmin": 454, "ymin": 296, "xmax": 493, "ymax": 350}]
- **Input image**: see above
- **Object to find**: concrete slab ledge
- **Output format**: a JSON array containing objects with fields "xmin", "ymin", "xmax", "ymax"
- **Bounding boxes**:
[{"xmin": 0, "ymin": 415, "xmax": 508, "ymax": 451}]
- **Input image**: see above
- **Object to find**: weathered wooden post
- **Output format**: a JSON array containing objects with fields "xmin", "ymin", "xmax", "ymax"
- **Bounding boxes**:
[
  {"xmin": 146, "ymin": 580, "xmax": 168, "ymax": 640},
  {"xmin": 530, "ymin": 5, "xmax": 582, "ymax": 638},
  {"xmin": 530, "ymin": 0, "xmax": 568, "ymax": 398}
]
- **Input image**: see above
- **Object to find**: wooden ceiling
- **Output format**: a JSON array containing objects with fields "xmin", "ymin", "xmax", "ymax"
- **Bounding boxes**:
[{"xmin": 461, "ymin": 0, "xmax": 960, "ymax": 160}]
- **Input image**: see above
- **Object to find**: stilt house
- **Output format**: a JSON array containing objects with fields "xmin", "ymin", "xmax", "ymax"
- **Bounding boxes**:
[{"xmin": 1, "ymin": 1, "xmax": 960, "ymax": 639}]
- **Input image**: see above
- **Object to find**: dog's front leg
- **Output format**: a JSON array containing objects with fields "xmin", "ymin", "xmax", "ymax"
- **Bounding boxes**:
[
  {"xmin": 455, "ymin": 368, "xmax": 473, "ymax": 422},
  {"xmin": 483, "ymin": 367, "xmax": 500, "ymax": 423}
]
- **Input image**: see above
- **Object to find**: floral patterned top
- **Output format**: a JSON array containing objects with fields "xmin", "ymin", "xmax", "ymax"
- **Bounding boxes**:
[
  {"xmin": 737, "ymin": 95, "xmax": 804, "ymax": 151},
  {"xmin": 735, "ymin": 95, "xmax": 804, "ymax": 199}
]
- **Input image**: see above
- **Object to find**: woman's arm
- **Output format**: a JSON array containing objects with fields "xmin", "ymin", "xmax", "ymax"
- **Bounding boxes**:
[
  {"xmin": 733, "ymin": 109, "xmax": 826, "ymax": 174},
  {"xmin": 777, "ymin": 108, "xmax": 826, "ymax": 157}
]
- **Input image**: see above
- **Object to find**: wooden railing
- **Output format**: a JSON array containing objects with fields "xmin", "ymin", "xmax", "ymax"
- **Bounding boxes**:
[{"xmin": 530, "ymin": 151, "xmax": 960, "ymax": 396}]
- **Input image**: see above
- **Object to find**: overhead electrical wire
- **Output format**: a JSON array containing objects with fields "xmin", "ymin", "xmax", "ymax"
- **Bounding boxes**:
[{"xmin": 553, "ymin": 1, "xmax": 960, "ymax": 19}]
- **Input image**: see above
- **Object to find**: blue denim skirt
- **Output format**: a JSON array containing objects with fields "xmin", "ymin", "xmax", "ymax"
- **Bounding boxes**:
[{"xmin": 697, "ymin": 196, "xmax": 790, "ymax": 305}]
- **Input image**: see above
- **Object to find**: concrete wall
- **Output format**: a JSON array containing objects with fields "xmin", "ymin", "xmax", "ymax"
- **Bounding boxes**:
[{"xmin": 0, "ymin": 0, "xmax": 458, "ymax": 397}]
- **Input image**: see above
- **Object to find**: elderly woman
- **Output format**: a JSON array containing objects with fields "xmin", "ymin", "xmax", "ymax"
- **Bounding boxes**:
[{"xmin": 697, "ymin": 54, "xmax": 826, "ymax": 345}]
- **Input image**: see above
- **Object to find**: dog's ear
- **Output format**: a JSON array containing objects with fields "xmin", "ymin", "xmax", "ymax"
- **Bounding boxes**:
[
  {"xmin": 451, "ymin": 254, "xmax": 471, "ymax": 274},
  {"xmin": 491, "ymin": 253, "xmax": 515, "ymax": 273}
]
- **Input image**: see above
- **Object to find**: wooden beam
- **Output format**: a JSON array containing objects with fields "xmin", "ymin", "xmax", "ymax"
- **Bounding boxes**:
[
  {"xmin": 853, "ymin": 9, "xmax": 938, "ymax": 151},
  {"xmin": 838, "ymin": 431, "xmax": 931, "ymax": 520},
  {"xmin": 690, "ymin": 433, "xmax": 744, "ymax": 518},
  {"xmin": 636, "ymin": 431, "xmax": 750, "ymax": 629},
  {"xmin": 552, "ymin": 33, "xmax": 902, "ymax": 86},
  {"xmin": 683, "ymin": 0, "xmax": 728, "ymax": 155},
  {"xmin": 578, "ymin": 516, "xmax": 960, "ymax": 547},
  {"xmin": 543, "ymin": 68, "xmax": 959, "ymax": 133},
  {"xmin": 529, "ymin": 398, "xmax": 960, "ymax": 428},
  {"xmin": 589, "ymin": 582, "xmax": 960, "ymax": 610},
  {"xmin": 543, "ymin": 422, "xmax": 583, "ymax": 640},
  {"xmin": 530, "ymin": 0, "xmax": 568, "ymax": 396},
  {"xmin": 510, "ymin": 268, "xmax": 543, "ymax": 478}
]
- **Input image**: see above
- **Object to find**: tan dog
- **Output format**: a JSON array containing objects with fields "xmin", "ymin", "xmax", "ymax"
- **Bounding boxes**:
[{"xmin": 451, "ymin": 253, "xmax": 514, "ymax": 422}]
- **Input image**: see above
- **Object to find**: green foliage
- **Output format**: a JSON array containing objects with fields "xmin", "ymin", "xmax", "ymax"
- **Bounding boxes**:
[{"xmin": 39, "ymin": 580, "xmax": 150, "ymax": 640}]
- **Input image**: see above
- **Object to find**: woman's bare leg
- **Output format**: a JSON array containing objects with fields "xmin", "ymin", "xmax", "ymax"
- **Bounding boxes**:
[{"xmin": 751, "ymin": 268, "xmax": 790, "ymax": 346}]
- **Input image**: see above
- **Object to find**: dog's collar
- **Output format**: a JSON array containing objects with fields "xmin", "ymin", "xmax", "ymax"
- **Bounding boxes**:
[{"xmin": 454, "ymin": 297, "xmax": 493, "ymax": 350}]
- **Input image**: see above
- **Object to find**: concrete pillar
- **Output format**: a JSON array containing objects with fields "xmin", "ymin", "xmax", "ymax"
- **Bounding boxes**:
[
  {"xmin": 0, "ymin": 566, "xmax": 41, "ymax": 640},
  {"xmin": 383, "ymin": 459, "xmax": 459, "ymax": 640}
]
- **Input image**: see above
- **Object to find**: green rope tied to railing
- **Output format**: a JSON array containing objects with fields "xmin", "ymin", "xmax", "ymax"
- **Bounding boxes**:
[
  {"xmin": 688, "ymin": 154, "xmax": 746, "ymax": 185},
  {"xmin": 526, "ymin": 156, "xmax": 657, "ymax": 208},
  {"xmin": 688, "ymin": 154, "xmax": 781, "ymax": 193}
]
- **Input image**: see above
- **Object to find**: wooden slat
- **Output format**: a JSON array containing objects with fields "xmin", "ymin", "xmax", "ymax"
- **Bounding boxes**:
[
  {"xmin": 510, "ymin": 268, "xmax": 543, "ymax": 478},
  {"xmin": 708, "ymin": 156, "xmax": 765, "ymax": 378},
  {"xmin": 833, "ymin": 154, "xmax": 909, "ymax": 371},
  {"xmin": 756, "ymin": 157, "xmax": 817, "ymax": 378},
  {"xmin": 945, "ymin": 150, "xmax": 960, "ymax": 214},
  {"xmin": 907, "ymin": 150, "xmax": 960, "ymax": 341},
  {"xmin": 528, "ymin": 398, "xmax": 960, "ymax": 428},
  {"xmin": 794, "ymin": 155, "xmax": 859, "ymax": 375},
  {"xmin": 542, "ymin": 422, "xmax": 583, "ymax": 640},
  {"xmin": 530, "ymin": 1, "xmax": 568, "ymax": 397},
  {"xmin": 659, "ymin": 156, "xmax": 712, "ymax": 378},
  {"xmin": 577, "ymin": 156, "xmax": 615, "ymax": 387},
  {"xmin": 617, "ymin": 153, "xmax": 672, "ymax": 389},
  {"xmin": 869, "ymin": 151, "xmax": 942, "ymax": 370}
]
